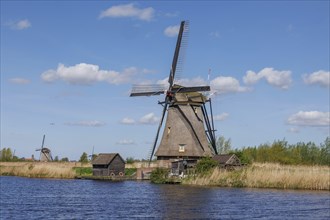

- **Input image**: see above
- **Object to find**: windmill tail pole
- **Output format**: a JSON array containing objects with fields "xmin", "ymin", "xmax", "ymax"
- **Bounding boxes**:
[
  {"xmin": 209, "ymin": 98, "xmax": 217, "ymax": 153},
  {"xmin": 148, "ymin": 101, "xmax": 168, "ymax": 167}
]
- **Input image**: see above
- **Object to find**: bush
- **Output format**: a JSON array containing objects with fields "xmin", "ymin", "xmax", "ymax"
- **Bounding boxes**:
[
  {"xmin": 195, "ymin": 157, "xmax": 218, "ymax": 174},
  {"xmin": 150, "ymin": 168, "xmax": 169, "ymax": 184}
]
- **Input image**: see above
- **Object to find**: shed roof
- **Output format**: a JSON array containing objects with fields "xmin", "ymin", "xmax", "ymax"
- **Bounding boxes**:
[
  {"xmin": 213, "ymin": 154, "xmax": 235, "ymax": 164},
  {"xmin": 92, "ymin": 153, "xmax": 125, "ymax": 165}
]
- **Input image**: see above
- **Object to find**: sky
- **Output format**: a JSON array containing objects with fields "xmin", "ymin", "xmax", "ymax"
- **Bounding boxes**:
[{"xmin": 1, "ymin": 1, "xmax": 329, "ymax": 161}]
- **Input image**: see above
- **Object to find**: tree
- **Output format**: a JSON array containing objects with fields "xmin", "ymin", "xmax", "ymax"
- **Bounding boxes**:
[
  {"xmin": 54, "ymin": 156, "xmax": 59, "ymax": 162},
  {"xmin": 126, "ymin": 157, "xmax": 135, "ymax": 164},
  {"xmin": 79, "ymin": 152, "xmax": 88, "ymax": 163},
  {"xmin": 216, "ymin": 136, "xmax": 231, "ymax": 154},
  {"xmin": 0, "ymin": 148, "xmax": 13, "ymax": 161},
  {"xmin": 61, "ymin": 157, "xmax": 69, "ymax": 162}
]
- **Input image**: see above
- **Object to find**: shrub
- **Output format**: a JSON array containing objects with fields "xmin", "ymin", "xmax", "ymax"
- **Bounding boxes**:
[
  {"xmin": 150, "ymin": 168, "xmax": 169, "ymax": 184},
  {"xmin": 195, "ymin": 157, "xmax": 218, "ymax": 174}
]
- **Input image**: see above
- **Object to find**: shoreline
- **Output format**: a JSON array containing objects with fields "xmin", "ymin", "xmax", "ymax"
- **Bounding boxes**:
[{"xmin": 1, "ymin": 162, "xmax": 329, "ymax": 191}]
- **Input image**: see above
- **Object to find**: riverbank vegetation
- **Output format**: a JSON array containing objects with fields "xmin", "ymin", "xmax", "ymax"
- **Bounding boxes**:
[
  {"xmin": 0, "ymin": 162, "xmax": 91, "ymax": 179},
  {"xmin": 230, "ymin": 138, "xmax": 329, "ymax": 166},
  {"xmin": 183, "ymin": 163, "xmax": 330, "ymax": 190}
]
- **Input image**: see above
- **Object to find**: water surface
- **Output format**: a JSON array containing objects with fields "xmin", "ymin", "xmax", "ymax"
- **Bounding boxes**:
[{"xmin": 0, "ymin": 176, "xmax": 329, "ymax": 219}]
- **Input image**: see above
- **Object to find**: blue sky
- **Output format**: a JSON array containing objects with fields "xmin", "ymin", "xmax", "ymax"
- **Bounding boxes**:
[{"xmin": 1, "ymin": 1, "xmax": 329, "ymax": 160}]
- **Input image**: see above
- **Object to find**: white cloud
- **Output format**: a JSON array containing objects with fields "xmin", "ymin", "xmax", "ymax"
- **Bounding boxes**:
[
  {"xmin": 211, "ymin": 76, "xmax": 250, "ymax": 94},
  {"xmin": 120, "ymin": 117, "xmax": 135, "ymax": 125},
  {"xmin": 243, "ymin": 67, "xmax": 292, "ymax": 89},
  {"xmin": 41, "ymin": 63, "xmax": 144, "ymax": 85},
  {"xmin": 214, "ymin": 113, "xmax": 229, "ymax": 121},
  {"xmin": 287, "ymin": 127, "xmax": 300, "ymax": 133},
  {"xmin": 164, "ymin": 25, "xmax": 180, "ymax": 37},
  {"xmin": 176, "ymin": 77, "xmax": 208, "ymax": 87},
  {"xmin": 287, "ymin": 111, "xmax": 330, "ymax": 127},
  {"xmin": 99, "ymin": 3, "xmax": 154, "ymax": 21},
  {"xmin": 7, "ymin": 19, "xmax": 31, "ymax": 30},
  {"xmin": 154, "ymin": 77, "xmax": 209, "ymax": 91},
  {"xmin": 139, "ymin": 113, "xmax": 159, "ymax": 124},
  {"xmin": 116, "ymin": 139, "xmax": 136, "ymax": 145},
  {"xmin": 64, "ymin": 120, "xmax": 106, "ymax": 127},
  {"xmin": 9, "ymin": 77, "xmax": 30, "ymax": 84},
  {"xmin": 164, "ymin": 12, "xmax": 179, "ymax": 17},
  {"xmin": 303, "ymin": 70, "xmax": 329, "ymax": 87}
]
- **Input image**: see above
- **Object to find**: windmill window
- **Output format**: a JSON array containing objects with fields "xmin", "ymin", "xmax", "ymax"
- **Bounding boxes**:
[
  {"xmin": 168, "ymin": 127, "xmax": 171, "ymax": 134},
  {"xmin": 194, "ymin": 108, "xmax": 197, "ymax": 113},
  {"xmin": 179, "ymin": 144, "xmax": 185, "ymax": 152}
]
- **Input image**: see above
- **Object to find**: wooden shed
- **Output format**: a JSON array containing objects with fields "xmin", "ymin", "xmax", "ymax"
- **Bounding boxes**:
[
  {"xmin": 92, "ymin": 153, "xmax": 125, "ymax": 177},
  {"xmin": 213, "ymin": 154, "xmax": 241, "ymax": 169}
]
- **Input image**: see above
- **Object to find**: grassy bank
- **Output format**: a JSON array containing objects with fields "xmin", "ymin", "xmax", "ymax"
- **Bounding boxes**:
[
  {"xmin": 183, "ymin": 163, "xmax": 330, "ymax": 190},
  {"xmin": 0, "ymin": 162, "xmax": 91, "ymax": 179}
]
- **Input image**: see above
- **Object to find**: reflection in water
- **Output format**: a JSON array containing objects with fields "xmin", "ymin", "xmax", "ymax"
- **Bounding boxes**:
[
  {"xmin": 156, "ymin": 184, "xmax": 215, "ymax": 219},
  {"xmin": 0, "ymin": 176, "xmax": 329, "ymax": 219}
]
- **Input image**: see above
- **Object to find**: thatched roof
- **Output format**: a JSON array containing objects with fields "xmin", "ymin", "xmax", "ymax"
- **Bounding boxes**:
[
  {"xmin": 155, "ymin": 105, "xmax": 213, "ymax": 158},
  {"xmin": 92, "ymin": 153, "xmax": 125, "ymax": 165}
]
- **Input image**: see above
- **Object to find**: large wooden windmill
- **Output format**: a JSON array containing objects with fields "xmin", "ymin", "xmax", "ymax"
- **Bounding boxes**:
[
  {"xmin": 36, "ymin": 135, "xmax": 53, "ymax": 162},
  {"xmin": 130, "ymin": 21, "xmax": 217, "ymax": 166}
]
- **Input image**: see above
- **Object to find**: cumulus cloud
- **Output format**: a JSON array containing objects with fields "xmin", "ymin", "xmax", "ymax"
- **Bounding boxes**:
[
  {"xmin": 116, "ymin": 139, "xmax": 136, "ymax": 145},
  {"xmin": 139, "ymin": 113, "xmax": 159, "ymax": 124},
  {"xmin": 213, "ymin": 113, "xmax": 229, "ymax": 121},
  {"xmin": 99, "ymin": 3, "xmax": 154, "ymax": 21},
  {"xmin": 177, "ymin": 77, "xmax": 208, "ymax": 87},
  {"xmin": 243, "ymin": 67, "xmax": 292, "ymax": 89},
  {"xmin": 41, "ymin": 63, "xmax": 145, "ymax": 85},
  {"xmin": 64, "ymin": 120, "xmax": 106, "ymax": 127},
  {"xmin": 120, "ymin": 117, "xmax": 135, "ymax": 125},
  {"xmin": 303, "ymin": 70, "xmax": 329, "ymax": 87},
  {"xmin": 164, "ymin": 25, "xmax": 180, "ymax": 37},
  {"xmin": 9, "ymin": 77, "xmax": 30, "ymax": 84},
  {"xmin": 287, "ymin": 111, "xmax": 329, "ymax": 127},
  {"xmin": 211, "ymin": 76, "xmax": 250, "ymax": 94},
  {"xmin": 7, "ymin": 19, "xmax": 31, "ymax": 30}
]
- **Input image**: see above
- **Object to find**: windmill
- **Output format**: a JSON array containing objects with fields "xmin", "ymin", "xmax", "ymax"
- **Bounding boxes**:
[
  {"xmin": 130, "ymin": 21, "xmax": 218, "ymax": 166},
  {"xmin": 36, "ymin": 135, "xmax": 53, "ymax": 162}
]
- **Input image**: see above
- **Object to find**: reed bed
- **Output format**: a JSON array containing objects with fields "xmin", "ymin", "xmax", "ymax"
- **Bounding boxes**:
[
  {"xmin": 0, "ymin": 162, "xmax": 91, "ymax": 179},
  {"xmin": 183, "ymin": 163, "xmax": 330, "ymax": 190}
]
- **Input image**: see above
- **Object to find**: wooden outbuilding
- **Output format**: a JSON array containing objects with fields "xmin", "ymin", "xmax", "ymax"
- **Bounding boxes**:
[
  {"xmin": 92, "ymin": 153, "xmax": 125, "ymax": 177},
  {"xmin": 213, "ymin": 154, "xmax": 241, "ymax": 169},
  {"xmin": 171, "ymin": 159, "xmax": 197, "ymax": 176}
]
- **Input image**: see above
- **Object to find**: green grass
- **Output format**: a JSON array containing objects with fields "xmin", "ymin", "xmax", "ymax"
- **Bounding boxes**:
[
  {"xmin": 73, "ymin": 167, "xmax": 93, "ymax": 176},
  {"xmin": 125, "ymin": 168, "xmax": 137, "ymax": 176}
]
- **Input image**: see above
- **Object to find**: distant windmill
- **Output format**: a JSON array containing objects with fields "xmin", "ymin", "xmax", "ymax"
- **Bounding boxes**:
[
  {"xmin": 130, "ymin": 21, "xmax": 218, "ymax": 166},
  {"xmin": 35, "ymin": 135, "xmax": 53, "ymax": 162}
]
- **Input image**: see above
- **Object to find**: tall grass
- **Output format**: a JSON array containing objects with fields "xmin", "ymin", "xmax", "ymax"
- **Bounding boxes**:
[
  {"xmin": 183, "ymin": 163, "xmax": 330, "ymax": 190},
  {"xmin": 0, "ymin": 162, "xmax": 91, "ymax": 179}
]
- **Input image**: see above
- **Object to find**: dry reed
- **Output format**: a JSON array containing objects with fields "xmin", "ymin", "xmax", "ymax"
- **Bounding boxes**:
[
  {"xmin": 183, "ymin": 163, "xmax": 330, "ymax": 190},
  {"xmin": 0, "ymin": 162, "xmax": 91, "ymax": 179}
]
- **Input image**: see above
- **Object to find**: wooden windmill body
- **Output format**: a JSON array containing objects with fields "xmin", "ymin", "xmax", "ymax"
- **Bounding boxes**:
[
  {"xmin": 36, "ymin": 135, "xmax": 53, "ymax": 162},
  {"xmin": 130, "ymin": 21, "xmax": 217, "ymax": 167},
  {"xmin": 155, "ymin": 91, "xmax": 213, "ymax": 161}
]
